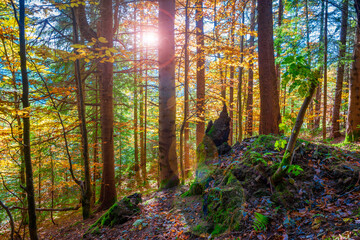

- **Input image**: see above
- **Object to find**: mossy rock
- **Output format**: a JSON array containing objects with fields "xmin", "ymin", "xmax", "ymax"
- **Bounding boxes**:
[
  {"xmin": 85, "ymin": 193, "xmax": 142, "ymax": 235},
  {"xmin": 197, "ymin": 135, "xmax": 218, "ymax": 165},
  {"xmin": 204, "ymin": 173, "xmax": 245, "ymax": 236}
]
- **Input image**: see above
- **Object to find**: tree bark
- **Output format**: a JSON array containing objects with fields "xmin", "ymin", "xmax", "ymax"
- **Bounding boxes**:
[
  {"xmin": 99, "ymin": 0, "xmax": 117, "ymax": 210},
  {"xmin": 332, "ymin": 0, "xmax": 349, "ymax": 138},
  {"xmin": 346, "ymin": 0, "xmax": 360, "ymax": 142},
  {"xmin": 258, "ymin": 0, "xmax": 280, "ymax": 135},
  {"xmin": 272, "ymin": 79, "xmax": 318, "ymax": 183},
  {"xmin": 245, "ymin": 0, "xmax": 256, "ymax": 137},
  {"xmin": 19, "ymin": 0, "xmax": 38, "ymax": 238},
  {"xmin": 196, "ymin": 0, "xmax": 206, "ymax": 147},
  {"xmin": 322, "ymin": 0, "xmax": 328, "ymax": 140},
  {"xmin": 158, "ymin": 0, "xmax": 179, "ymax": 189},
  {"xmin": 184, "ymin": 0, "xmax": 190, "ymax": 177}
]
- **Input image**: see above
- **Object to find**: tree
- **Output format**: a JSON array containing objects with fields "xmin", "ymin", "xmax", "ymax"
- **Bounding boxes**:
[
  {"xmin": 245, "ymin": 0, "xmax": 256, "ymax": 137},
  {"xmin": 346, "ymin": 0, "xmax": 360, "ymax": 142},
  {"xmin": 332, "ymin": 0, "xmax": 349, "ymax": 138},
  {"xmin": 196, "ymin": 0, "xmax": 206, "ymax": 146},
  {"xmin": 322, "ymin": 0, "xmax": 328, "ymax": 140},
  {"xmin": 98, "ymin": 0, "xmax": 117, "ymax": 209},
  {"xmin": 75, "ymin": 0, "xmax": 117, "ymax": 210},
  {"xmin": 258, "ymin": 0, "xmax": 280, "ymax": 135},
  {"xmin": 158, "ymin": 0, "xmax": 179, "ymax": 188},
  {"xmin": 19, "ymin": 0, "xmax": 38, "ymax": 239}
]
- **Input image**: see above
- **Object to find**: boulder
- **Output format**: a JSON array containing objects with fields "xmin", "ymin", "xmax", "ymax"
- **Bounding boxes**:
[{"xmin": 86, "ymin": 193, "xmax": 142, "ymax": 235}]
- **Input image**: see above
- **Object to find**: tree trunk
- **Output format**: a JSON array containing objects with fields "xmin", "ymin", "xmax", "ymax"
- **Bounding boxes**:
[
  {"xmin": 184, "ymin": 0, "xmax": 190, "ymax": 177},
  {"xmin": 19, "ymin": 1, "xmax": 38, "ymax": 239},
  {"xmin": 322, "ymin": 0, "xmax": 328, "ymax": 140},
  {"xmin": 245, "ymin": 0, "xmax": 256, "ymax": 137},
  {"xmin": 133, "ymin": 7, "xmax": 141, "ymax": 186},
  {"xmin": 272, "ymin": 78, "xmax": 318, "ymax": 183},
  {"xmin": 332, "ymin": 0, "xmax": 349, "ymax": 138},
  {"xmin": 196, "ymin": 0, "xmax": 206, "ymax": 147},
  {"xmin": 72, "ymin": 8, "xmax": 92, "ymax": 219},
  {"xmin": 237, "ymin": 7, "xmax": 246, "ymax": 142},
  {"xmin": 99, "ymin": 0, "xmax": 117, "ymax": 210},
  {"xmin": 258, "ymin": 0, "xmax": 280, "ymax": 135},
  {"xmin": 158, "ymin": 0, "xmax": 179, "ymax": 189},
  {"xmin": 229, "ymin": 3, "xmax": 236, "ymax": 145},
  {"xmin": 346, "ymin": 0, "xmax": 360, "ymax": 142}
]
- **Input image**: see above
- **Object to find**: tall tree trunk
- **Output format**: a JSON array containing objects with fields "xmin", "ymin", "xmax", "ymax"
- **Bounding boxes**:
[
  {"xmin": 19, "ymin": 1, "xmax": 38, "ymax": 239},
  {"xmin": 92, "ymin": 78, "xmax": 99, "ymax": 205},
  {"xmin": 346, "ymin": 0, "xmax": 360, "ymax": 142},
  {"xmin": 184, "ymin": 0, "xmax": 190, "ymax": 177},
  {"xmin": 314, "ymin": 0, "xmax": 325, "ymax": 130},
  {"xmin": 305, "ymin": 0, "xmax": 314, "ymax": 130},
  {"xmin": 99, "ymin": 0, "xmax": 117, "ymax": 210},
  {"xmin": 258, "ymin": 0, "xmax": 280, "ymax": 135},
  {"xmin": 237, "ymin": 6, "xmax": 246, "ymax": 142},
  {"xmin": 72, "ymin": 8, "xmax": 92, "ymax": 219},
  {"xmin": 196, "ymin": 0, "xmax": 205, "ymax": 146},
  {"xmin": 229, "ymin": 3, "xmax": 236, "ymax": 145},
  {"xmin": 133, "ymin": 7, "xmax": 141, "ymax": 186},
  {"xmin": 322, "ymin": 0, "xmax": 328, "ymax": 140},
  {"xmin": 158, "ymin": 0, "xmax": 179, "ymax": 188},
  {"xmin": 245, "ymin": 0, "xmax": 256, "ymax": 136},
  {"xmin": 332, "ymin": 0, "xmax": 349, "ymax": 138},
  {"xmin": 276, "ymin": 0, "xmax": 283, "ymax": 92}
]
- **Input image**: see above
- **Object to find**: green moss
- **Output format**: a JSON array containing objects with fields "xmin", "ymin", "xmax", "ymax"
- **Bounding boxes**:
[
  {"xmin": 345, "ymin": 130, "xmax": 360, "ymax": 143},
  {"xmin": 207, "ymin": 125, "xmax": 215, "ymax": 137},
  {"xmin": 206, "ymin": 181, "xmax": 244, "ymax": 235},
  {"xmin": 212, "ymin": 224, "xmax": 228, "ymax": 236}
]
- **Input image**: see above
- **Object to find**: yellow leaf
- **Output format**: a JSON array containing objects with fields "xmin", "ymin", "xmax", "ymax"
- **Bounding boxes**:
[
  {"xmin": 98, "ymin": 37, "xmax": 108, "ymax": 43},
  {"xmin": 71, "ymin": 44, "xmax": 84, "ymax": 48}
]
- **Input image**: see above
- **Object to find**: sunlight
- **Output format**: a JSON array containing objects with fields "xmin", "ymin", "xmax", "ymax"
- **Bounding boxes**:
[{"xmin": 142, "ymin": 31, "xmax": 158, "ymax": 46}]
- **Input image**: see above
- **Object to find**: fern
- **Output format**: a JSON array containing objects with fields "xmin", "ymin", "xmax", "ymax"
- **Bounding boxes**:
[{"xmin": 253, "ymin": 212, "xmax": 269, "ymax": 232}]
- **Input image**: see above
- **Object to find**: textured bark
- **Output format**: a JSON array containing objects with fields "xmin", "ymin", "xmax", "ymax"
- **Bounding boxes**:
[
  {"xmin": 99, "ymin": 0, "xmax": 117, "ymax": 210},
  {"xmin": 332, "ymin": 0, "xmax": 349, "ymax": 138},
  {"xmin": 258, "ymin": 0, "xmax": 280, "ymax": 135},
  {"xmin": 184, "ymin": 0, "xmax": 190, "ymax": 177},
  {"xmin": 245, "ymin": 0, "xmax": 256, "ymax": 137},
  {"xmin": 19, "ymin": 1, "xmax": 38, "ymax": 239},
  {"xmin": 229, "ymin": 4, "xmax": 236, "ymax": 145},
  {"xmin": 237, "ymin": 8, "xmax": 246, "ymax": 142},
  {"xmin": 322, "ymin": 0, "xmax": 328, "ymax": 140},
  {"xmin": 272, "ymin": 80, "xmax": 318, "ymax": 183},
  {"xmin": 74, "ymin": 4, "xmax": 97, "ymax": 42},
  {"xmin": 196, "ymin": 0, "xmax": 206, "ymax": 147},
  {"xmin": 133, "ymin": 8, "xmax": 140, "ymax": 186},
  {"xmin": 346, "ymin": 0, "xmax": 360, "ymax": 142},
  {"xmin": 72, "ymin": 8, "xmax": 92, "ymax": 219},
  {"xmin": 158, "ymin": 0, "xmax": 179, "ymax": 189},
  {"xmin": 314, "ymin": 0, "xmax": 325, "ymax": 130}
]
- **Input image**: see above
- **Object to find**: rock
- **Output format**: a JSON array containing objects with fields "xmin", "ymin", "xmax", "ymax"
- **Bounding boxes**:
[
  {"xmin": 203, "ymin": 172, "xmax": 245, "ymax": 235},
  {"xmin": 86, "ymin": 193, "xmax": 142, "ymax": 235},
  {"xmin": 197, "ymin": 105, "xmax": 232, "ymax": 164}
]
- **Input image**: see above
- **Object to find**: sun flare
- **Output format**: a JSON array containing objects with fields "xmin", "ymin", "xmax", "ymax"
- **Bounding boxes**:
[{"xmin": 142, "ymin": 31, "xmax": 158, "ymax": 46}]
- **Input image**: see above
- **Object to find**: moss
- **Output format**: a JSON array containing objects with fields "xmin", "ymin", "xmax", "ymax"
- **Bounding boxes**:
[
  {"xmin": 345, "ymin": 130, "xmax": 360, "ymax": 143},
  {"xmin": 196, "ymin": 135, "xmax": 218, "ymax": 165},
  {"xmin": 206, "ymin": 180, "xmax": 244, "ymax": 236},
  {"xmin": 206, "ymin": 125, "xmax": 215, "ymax": 137},
  {"xmin": 212, "ymin": 224, "xmax": 228, "ymax": 236}
]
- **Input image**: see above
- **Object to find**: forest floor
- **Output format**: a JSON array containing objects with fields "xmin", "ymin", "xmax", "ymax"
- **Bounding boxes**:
[{"xmin": 40, "ymin": 136, "xmax": 360, "ymax": 240}]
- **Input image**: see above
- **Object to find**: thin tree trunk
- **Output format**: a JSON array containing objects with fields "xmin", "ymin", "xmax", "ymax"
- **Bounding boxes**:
[
  {"xmin": 314, "ymin": 0, "xmax": 325, "ymax": 130},
  {"xmin": 19, "ymin": 1, "xmax": 38, "ymax": 238},
  {"xmin": 184, "ymin": 0, "xmax": 190, "ymax": 177},
  {"xmin": 92, "ymin": 77, "xmax": 99, "ymax": 205},
  {"xmin": 245, "ymin": 0, "xmax": 256, "ymax": 137},
  {"xmin": 72, "ymin": 8, "xmax": 92, "ymax": 219},
  {"xmin": 238, "ymin": 6, "xmax": 246, "ymax": 142},
  {"xmin": 133, "ymin": 7, "xmax": 141, "ymax": 186},
  {"xmin": 272, "ymin": 79, "xmax": 318, "ymax": 183},
  {"xmin": 322, "ymin": 0, "xmax": 328, "ymax": 140},
  {"xmin": 196, "ymin": 0, "xmax": 205, "ymax": 147},
  {"xmin": 159, "ymin": 0, "xmax": 179, "ymax": 188},
  {"xmin": 229, "ymin": 3, "xmax": 236, "ymax": 145},
  {"xmin": 332, "ymin": 0, "xmax": 348, "ymax": 138}
]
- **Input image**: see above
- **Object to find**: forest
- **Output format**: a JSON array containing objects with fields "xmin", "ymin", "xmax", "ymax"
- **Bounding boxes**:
[{"xmin": 0, "ymin": 0, "xmax": 360, "ymax": 239}]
